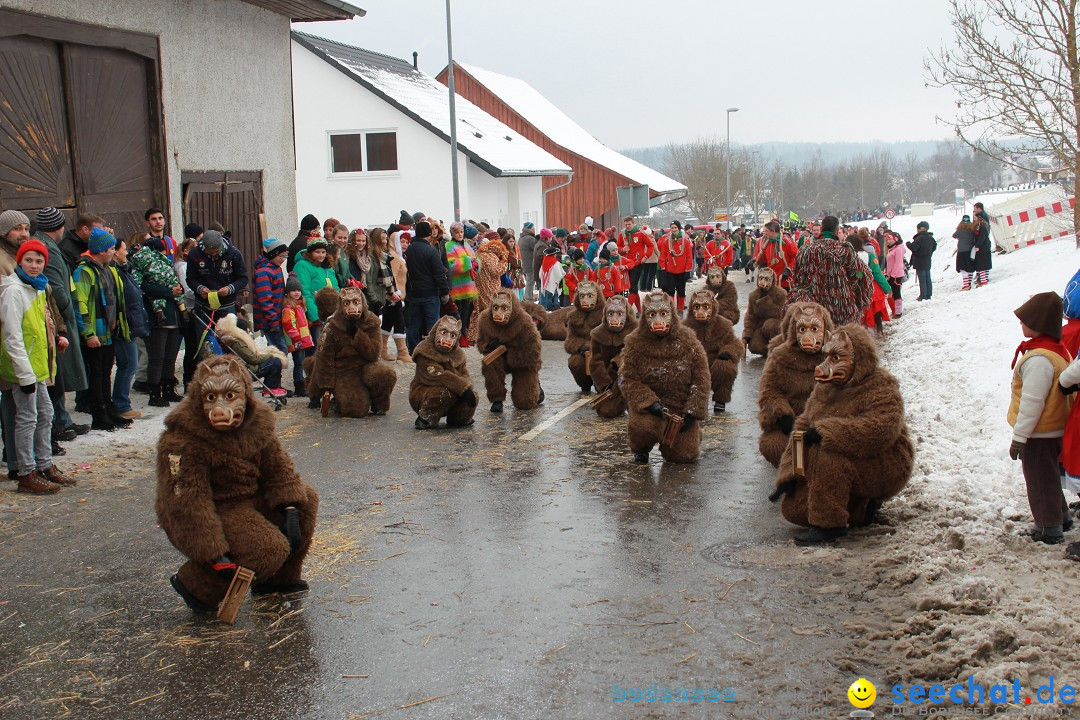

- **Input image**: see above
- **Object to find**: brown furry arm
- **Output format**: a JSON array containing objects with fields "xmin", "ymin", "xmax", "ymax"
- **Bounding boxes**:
[
  {"xmin": 812, "ymin": 376, "xmax": 906, "ymax": 457},
  {"xmin": 711, "ymin": 323, "xmax": 743, "ymax": 379},
  {"xmin": 718, "ymin": 283, "xmax": 740, "ymax": 325},
  {"xmin": 155, "ymin": 443, "xmax": 229, "ymax": 563},
  {"xmin": 564, "ymin": 328, "xmax": 587, "ymax": 355},
  {"xmin": 687, "ymin": 339, "xmax": 711, "ymax": 418},
  {"xmin": 351, "ymin": 318, "xmax": 383, "ymax": 363},
  {"xmin": 743, "ymin": 293, "xmax": 760, "ymax": 339},
  {"xmin": 415, "ymin": 357, "xmax": 472, "ymax": 396},
  {"xmin": 590, "ymin": 339, "xmax": 613, "ymax": 389},
  {"xmin": 258, "ymin": 438, "xmax": 308, "ymax": 509},
  {"xmin": 757, "ymin": 358, "xmax": 794, "ymax": 426},
  {"xmin": 619, "ymin": 364, "xmax": 661, "ymax": 412}
]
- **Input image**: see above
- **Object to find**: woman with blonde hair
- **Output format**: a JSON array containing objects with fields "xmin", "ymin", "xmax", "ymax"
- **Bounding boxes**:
[{"xmin": 371, "ymin": 228, "xmax": 409, "ymax": 361}]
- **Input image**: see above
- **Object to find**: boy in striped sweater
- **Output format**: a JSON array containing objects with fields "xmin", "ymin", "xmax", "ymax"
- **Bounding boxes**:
[{"xmin": 254, "ymin": 239, "xmax": 288, "ymax": 355}]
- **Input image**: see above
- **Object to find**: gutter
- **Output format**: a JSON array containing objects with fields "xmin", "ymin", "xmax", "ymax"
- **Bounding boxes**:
[
  {"xmin": 542, "ymin": 172, "xmax": 574, "ymax": 227},
  {"xmin": 649, "ymin": 189, "xmax": 688, "ymax": 209}
]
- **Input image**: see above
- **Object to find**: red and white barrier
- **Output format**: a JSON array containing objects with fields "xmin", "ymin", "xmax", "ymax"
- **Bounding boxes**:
[{"xmin": 988, "ymin": 186, "xmax": 1075, "ymax": 252}]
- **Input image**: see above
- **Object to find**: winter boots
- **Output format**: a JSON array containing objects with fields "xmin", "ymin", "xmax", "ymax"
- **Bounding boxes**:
[
  {"xmin": 149, "ymin": 385, "xmax": 169, "ymax": 408},
  {"xmin": 162, "ymin": 381, "xmax": 184, "ymax": 402},
  {"xmin": 894, "ymin": 298, "xmax": 903, "ymax": 318},
  {"xmin": 394, "ymin": 337, "xmax": 411, "ymax": 363},
  {"xmin": 16, "ymin": 472, "xmax": 60, "ymax": 495},
  {"xmin": 794, "ymin": 526, "xmax": 848, "ymax": 546},
  {"xmin": 381, "ymin": 334, "xmax": 394, "ymax": 361}
]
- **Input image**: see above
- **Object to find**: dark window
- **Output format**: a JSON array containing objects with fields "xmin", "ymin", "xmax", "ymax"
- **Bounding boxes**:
[
  {"xmin": 365, "ymin": 132, "xmax": 397, "ymax": 171},
  {"xmin": 330, "ymin": 134, "xmax": 364, "ymax": 173}
]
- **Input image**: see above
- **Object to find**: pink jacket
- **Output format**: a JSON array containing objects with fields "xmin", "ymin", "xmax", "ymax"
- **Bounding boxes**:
[{"xmin": 886, "ymin": 241, "xmax": 907, "ymax": 279}]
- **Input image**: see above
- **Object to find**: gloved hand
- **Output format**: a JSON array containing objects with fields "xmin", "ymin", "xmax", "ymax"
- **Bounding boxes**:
[
  {"xmin": 803, "ymin": 427, "xmax": 822, "ymax": 446},
  {"xmin": 769, "ymin": 479, "xmax": 796, "ymax": 503},
  {"xmin": 20, "ymin": 384, "xmax": 35, "ymax": 394},
  {"xmin": 211, "ymin": 555, "xmax": 237, "ymax": 580},
  {"xmin": 578, "ymin": 344, "xmax": 588, "ymax": 356},
  {"xmin": 484, "ymin": 342, "xmax": 502, "ymax": 354},
  {"xmin": 778, "ymin": 415, "xmax": 795, "ymax": 435},
  {"xmin": 1061, "ymin": 383, "xmax": 1080, "ymax": 395},
  {"xmin": 781, "ymin": 269, "xmax": 792, "ymax": 280},
  {"xmin": 646, "ymin": 401, "xmax": 664, "ymax": 417},
  {"xmin": 462, "ymin": 388, "xmax": 477, "ymax": 407},
  {"xmin": 717, "ymin": 352, "xmax": 731, "ymax": 361},
  {"xmin": 282, "ymin": 507, "xmax": 302, "ymax": 553},
  {"xmin": 1009, "ymin": 440, "xmax": 1025, "ymax": 461},
  {"xmin": 680, "ymin": 412, "xmax": 696, "ymax": 432},
  {"xmin": 344, "ymin": 317, "xmax": 358, "ymax": 335}
]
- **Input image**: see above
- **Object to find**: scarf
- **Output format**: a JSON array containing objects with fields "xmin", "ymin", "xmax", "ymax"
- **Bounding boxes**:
[
  {"xmin": 1012, "ymin": 335, "xmax": 1071, "ymax": 369},
  {"xmin": 16, "ymin": 265, "xmax": 49, "ymax": 291},
  {"xmin": 354, "ymin": 251, "xmax": 372, "ymax": 275}
]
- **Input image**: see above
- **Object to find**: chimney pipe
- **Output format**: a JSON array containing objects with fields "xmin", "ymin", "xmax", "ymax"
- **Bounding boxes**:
[{"xmin": 412, "ymin": 51, "xmax": 418, "ymax": 69}]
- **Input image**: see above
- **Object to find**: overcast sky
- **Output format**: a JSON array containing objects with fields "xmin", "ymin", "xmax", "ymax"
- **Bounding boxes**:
[{"xmin": 301, "ymin": 0, "xmax": 961, "ymax": 149}]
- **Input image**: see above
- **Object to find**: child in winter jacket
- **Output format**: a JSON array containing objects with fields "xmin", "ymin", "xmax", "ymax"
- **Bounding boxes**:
[
  {"xmin": 1009, "ymin": 292, "xmax": 1073, "ymax": 545},
  {"xmin": 281, "ymin": 276, "xmax": 314, "ymax": 394},
  {"xmin": 539, "ymin": 245, "xmax": 565, "ymax": 311},
  {"xmin": 0, "ymin": 240, "xmax": 73, "ymax": 493},
  {"xmin": 885, "ymin": 233, "xmax": 907, "ymax": 317}
]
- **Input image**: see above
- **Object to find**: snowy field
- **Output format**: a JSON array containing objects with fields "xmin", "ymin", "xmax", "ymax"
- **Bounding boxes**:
[{"xmin": 848, "ymin": 204, "xmax": 1080, "ymax": 688}]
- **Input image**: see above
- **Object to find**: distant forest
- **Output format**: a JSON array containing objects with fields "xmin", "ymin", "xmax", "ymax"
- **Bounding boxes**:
[{"xmin": 622, "ymin": 140, "xmax": 944, "ymax": 173}]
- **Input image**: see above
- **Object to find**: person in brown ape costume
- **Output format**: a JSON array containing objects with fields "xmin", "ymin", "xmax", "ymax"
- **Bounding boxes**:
[
  {"xmin": 758, "ymin": 302, "xmax": 834, "ymax": 467},
  {"xmin": 619, "ymin": 291, "xmax": 710, "ymax": 463},
  {"xmin": 770, "ymin": 325, "xmax": 914, "ymax": 545},
  {"xmin": 409, "ymin": 315, "xmax": 477, "ymax": 429},
  {"xmin": 705, "ymin": 265, "xmax": 741, "ymax": 326},
  {"xmin": 521, "ymin": 300, "xmax": 571, "ymax": 341},
  {"xmin": 156, "ymin": 355, "xmax": 319, "ymax": 612},
  {"xmin": 589, "ymin": 295, "xmax": 637, "ymax": 418},
  {"xmin": 308, "ymin": 286, "xmax": 396, "ymax": 417},
  {"xmin": 564, "ymin": 280, "xmax": 605, "ymax": 392},
  {"xmin": 743, "ymin": 267, "xmax": 788, "ymax": 356},
  {"xmin": 477, "ymin": 289, "xmax": 544, "ymax": 412},
  {"xmin": 303, "ymin": 286, "xmax": 342, "ymax": 406},
  {"xmin": 684, "ymin": 288, "xmax": 743, "ymax": 413}
]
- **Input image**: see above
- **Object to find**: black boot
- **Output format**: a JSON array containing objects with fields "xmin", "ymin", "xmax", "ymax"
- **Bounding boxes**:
[
  {"xmin": 294, "ymin": 380, "xmax": 306, "ymax": 398},
  {"xmin": 169, "ymin": 574, "xmax": 214, "ymax": 613},
  {"xmin": 106, "ymin": 404, "xmax": 133, "ymax": 427},
  {"xmin": 713, "ymin": 401, "xmax": 726, "ymax": 413},
  {"xmin": 414, "ymin": 416, "xmax": 432, "ymax": 429},
  {"xmin": 70, "ymin": 422, "xmax": 91, "ymax": 435},
  {"xmin": 162, "ymin": 381, "xmax": 184, "ymax": 403},
  {"xmin": 537, "ymin": 387, "xmax": 545, "ymax": 405},
  {"xmin": 91, "ymin": 407, "xmax": 117, "ymax": 432},
  {"xmin": 132, "ymin": 380, "xmax": 151, "ymax": 394},
  {"xmin": 149, "ymin": 385, "xmax": 169, "ymax": 408},
  {"xmin": 794, "ymin": 526, "xmax": 848, "ymax": 546},
  {"xmin": 53, "ymin": 426, "xmax": 77, "ymax": 442},
  {"xmin": 633, "ymin": 451, "xmax": 650, "ymax": 464},
  {"xmin": 490, "ymin": 400, "xmax": 503, "ymax": 413}
]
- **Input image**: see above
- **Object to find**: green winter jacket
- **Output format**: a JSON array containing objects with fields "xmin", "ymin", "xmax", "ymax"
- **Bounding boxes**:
[
  {"xmin": 293, "ymin": 253, "xmax": 340, "ymax": 322},
  {"xmin": 73, "ymin": 257, "xmax": 130, "ymax": 345},
  {"xmin": 34, "ymin": 231, "xmax": 87, "ymax": 392},
  {"xmin": 0, "ymin": 273, "xmax": 55, "ymax": 386},
  {"xmin": 863, "ymin": 247, "xmax": 891, "ymax": 294}
]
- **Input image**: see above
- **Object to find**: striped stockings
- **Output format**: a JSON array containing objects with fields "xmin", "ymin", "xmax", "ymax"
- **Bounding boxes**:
[
  {"xmin": 961, "ymin": 271, "xmax": 972, "ymax": 290},
  {"xmin": 976, "ymin": 270, "xmax": 989, "ymax": 286}
]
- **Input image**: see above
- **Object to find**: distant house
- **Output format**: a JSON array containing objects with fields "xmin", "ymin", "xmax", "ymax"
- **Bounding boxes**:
[
  {"xmin": 0, "ymin": 0, "xmax": 362, "ymax": 270},
  {"xmin": 291, "ymin": 33, "xmax": 571, "ymax": 230},
  {"xmin": 437, "ymin": 63, "xmax": 687, "ymax": 230}
]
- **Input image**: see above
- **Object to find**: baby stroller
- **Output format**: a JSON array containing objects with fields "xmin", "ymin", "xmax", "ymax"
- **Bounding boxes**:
[{"xmin": 193, "ymin": 311, "xmax": 288, "ymax": 411}]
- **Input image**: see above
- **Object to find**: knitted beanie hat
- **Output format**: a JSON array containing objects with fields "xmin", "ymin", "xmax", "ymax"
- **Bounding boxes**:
[
  {"xmin": 285, "ymin": 275, "xmax": 302, "ymax": 293},
  {"xmin": 16, "ymin": 238, "xmax": 48, "ymax": 265},
  {"xmin": 555, "ymin": 228, "xmax": 568, "ymax": 239},
  {"xmin": 184, "ymin": 223, "xmax": 203, "ymax": 240},
  {"xmin": 201, "ymin": 230, "xmax": 225, "ymax": 251},
  {"xmin": 414, "ymin": 221, "xmax": 432, "ymax": 239},
  {"xmin": 88, "ymin": 227, "xmax": 117, "ymax": 254},
  {"xmin": 0, "ymin": 209, "xmax": 30, "ymax": 237},
  {"xmin": 300, "ymin": 214, "xmax": 320, "ymax": 233},
  {"xmin": 263, "ymin": 238, "xmax": 289, "ymax": 259},
  {"xmin": 398, "ymin": 210, "xmax": 414, "ymax": 227},
  {"xmin": 1015, "ymin": 291, "xmax": 1064, "ymax": 340},
  {"xmin": 539, "ymin": 227, "xmax": 554, "ymax": 240},
  {"xmin": 35, "ymin": 207, "xmax": 66, "ymax": 232},
  {"xmin": 463, "ymin": 224, "xmax": 479, "ymax": 240}
]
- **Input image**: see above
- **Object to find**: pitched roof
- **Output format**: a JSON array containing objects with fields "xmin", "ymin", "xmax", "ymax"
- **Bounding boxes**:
[
  {"xmin": 454, "ymin": 63, "xmax": 686, "ymax": 195},
  {"xmin": 242, "ymin": 0, "xmax": 364, "ymax": 22},
  {"xmin": 292, "ymin": 32, "xmax": 571, "ymax": 178}
]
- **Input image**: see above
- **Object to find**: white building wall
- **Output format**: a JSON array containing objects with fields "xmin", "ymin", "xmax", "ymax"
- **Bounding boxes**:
[{"xmin": 6, "ymin": 0, "xmax": 300, "ymax": 242}]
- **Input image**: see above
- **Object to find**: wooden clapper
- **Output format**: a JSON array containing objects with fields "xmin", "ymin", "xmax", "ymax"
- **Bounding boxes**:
[
  {"xmin": 217, "ymin": 567, "xmax": 255, "ymax": 624},
  {"xmin": 791, "ymin": 430, "xmax": 807, "ymax": 477},
  {"xmin": 481, "ymin": 345, "xmax": 507, "ymax": 366},
  {"xmin": 660, "ymin": 410, "xmax": 683, "ymax": 447}
]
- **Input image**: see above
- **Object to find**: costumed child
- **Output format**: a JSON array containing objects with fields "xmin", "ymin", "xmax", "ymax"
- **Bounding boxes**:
[
  {"xmin": 563, "ymin": 249, "xmax": 595, "ymax": 305},
  {"xmin": 281, "ymin": 276, "xmax": 314, "ymax": 396},
  {"xmin": 857, "ymin": 236, "xmax": 891, "ymax": 337},
  {"xmin": 538, "ymin": 245, "xmax": 565, "ymax": 311},
  {"xmin": 1008, "ymin": 292, "xmax": 1073, "ymax": 546}
]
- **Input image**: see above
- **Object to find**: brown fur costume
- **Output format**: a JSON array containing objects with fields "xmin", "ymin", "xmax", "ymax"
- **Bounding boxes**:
[
  {"xmin": 302, "ymin": 287, "xmax": 343, "ymax": 395},
  {"xmin": 477, "ymin": 289, "xmax": 543, "ymax": 409},
  {"xmin": 564, "ymin": 281, "xmax": 604, "ymax": 391},
  {"xmin": 155, "ymin": 355, "xmax": 319, "ymax": 609},
  {"xmin": 705, "ymin": 266, "xmax": 741, "ymax": 326},
  {"xmin": 308, "ymin": 286, "xmax": 397, "ymax": 417},
  {"xmin": 619, "ymin": 291, "xmax": 710, "ymax": 462},
  {"xmin": 589, "ymin": 295, "xmax": 637, "ymax": 418},
  {"xmin": 743, "ymin": 267, "xmax": 788, "ymax": 356},
  {"xmin": 683, "ymin": 289, "xmax": 742, "ymax": 408},
  {"xmin": 775, "ymin": 325, "xmax": 914, "ymax": 529},
  {"xmin": 521, "ymin": 300, "xmax": 571, "ymax": 341},
  {"xmin": 758, "ymin": 302, "xmax": 833, "ymax": 467},
  {"xmin": 409, "ymin": 316, "xmax": 477, "ymax": 427}
]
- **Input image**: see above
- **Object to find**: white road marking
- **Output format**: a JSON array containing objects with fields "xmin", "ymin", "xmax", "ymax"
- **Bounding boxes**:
[{"xmin": 519, "ymin": 397, "xmax": 594, "ymax": 442}]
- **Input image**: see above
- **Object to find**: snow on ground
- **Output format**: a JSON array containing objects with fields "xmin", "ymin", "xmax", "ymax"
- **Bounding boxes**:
[{"xmin": 846, "ymin": 214, "xmax": 1080, "ymax": 688}]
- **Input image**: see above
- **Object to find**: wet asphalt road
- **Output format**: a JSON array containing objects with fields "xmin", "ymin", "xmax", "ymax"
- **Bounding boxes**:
[{"xmin": 0, "ymin": 275, "xmax": 882, "ymax": 719}]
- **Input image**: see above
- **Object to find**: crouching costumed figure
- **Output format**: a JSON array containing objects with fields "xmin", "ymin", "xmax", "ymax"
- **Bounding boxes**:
[
  {"xmin": 619, "ymin": 291, "xmax": 710, "ymax": 463},
  {"xmin": 565, "ymin": 280, "xmax": 604, "ymax": 392},
  {"xmin": 478, "ymin": 289, "xmax": 544, "ymax": 412},
  {"xmin": 309, "ymin": 286, "xmax": 396, "ymax": 417},
  {"xmin": 684, "ymin": 288, "xmax": 742, "ymax": 413},
  {"xmin": 743, "ymin": 267, "xmax": 787, "ymax": 357},
  {"xmin": 155, "ymin": 355, "xmax": 319, "ymax": 611},
  {"xmin": 589, "ymin": 295, "xmax": 637, "ymax": 418},
  {"xmin": 771, "ymin": 325, "xmax": 914, "ymax": 545},
  {"xmin": 409, "ymin": 316, "xmax": 477, "ymax": 429}
]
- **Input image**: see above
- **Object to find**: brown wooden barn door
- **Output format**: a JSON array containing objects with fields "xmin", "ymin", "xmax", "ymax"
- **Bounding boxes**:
[
  {"xmin": 63, "ymin": 44, "xmax": 156, "ymax": 242},
  {"xmin": 0, "ymin": 36, "xmax": 75, "ymax": 212},
  {"xmin": 182, "ymin": 171, "xmax": 264, "ymax": 277}
]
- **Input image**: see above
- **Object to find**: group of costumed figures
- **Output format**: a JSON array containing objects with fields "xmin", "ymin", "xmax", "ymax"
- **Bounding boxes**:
[{"xmin": 154, "ymin": 266, "xmax": 913, "ymax": 616}]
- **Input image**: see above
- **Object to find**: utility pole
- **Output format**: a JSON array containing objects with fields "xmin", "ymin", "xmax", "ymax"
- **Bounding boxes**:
[
  {"xmin": 751, "ymin": 150, "xmax": 759, "ymax": 226},
  {"xmin": 445, "ymin": 0, "xmax": 461, "ymax": 222},
  {"xmin": 726, "ymin": 107, "xmax": 739, "ymax": 229}
]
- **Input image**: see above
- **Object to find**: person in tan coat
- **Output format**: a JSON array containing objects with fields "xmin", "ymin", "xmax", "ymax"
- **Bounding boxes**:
[
  {"xmin": 771, "ymin": 325, "xmax": 914, "ymax": 545},
  {"xmin": 758, "ymin": 302, "xmax": 833, "ymax": 466},
  {"xmin": 743, "ymin": 267, "xmax": 788, "ymax": 356},
  {"xmin": 589, "ymin": 295, "xmax": 637, "ymax": 418},
  {"xmin": 155, "ymin": 355, "xmax": 319, "ymax": 611},
  {"xmin": 477, "ymin": 289, "xmax": 544, "ymax": 412},
  {"xmin": 409, "ymin": 316, "xmax": 477, "ymax": 429},
  {"xmin": 705, "ymin": 265, "xmax": 740, "ymax": 326},
  {"xmin": 683, "ymin": 289, "xmax": 743, "ymax": 413},
  {"xmin": 620, "ymin": 291, "xmax": 710, "ymax": 463},
  {"xmin": 564, "ymin": 280, "xmax": 604, "ymax": 392},
  {"xmin": 308, "ymin": 286, "xmax": 396, "ymax": 417}
]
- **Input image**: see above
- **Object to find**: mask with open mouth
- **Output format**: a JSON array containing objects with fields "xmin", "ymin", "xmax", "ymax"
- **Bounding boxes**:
[
  {"xmin": 575, "ymin": 281, "xmax": 600, "ymax": 311},
  {"xmin": 642, "ymin": 291, "xmax": 674, "ymax": 336},
  {"xmin": 689, "ymin": 289, "xmax": 715, "ymax": 322},
  {"xmin": 757, "ymin": 267, "xmax": 777, "ymax": 291},
  {"xmin": 604, "ymin": 295, "xmax": 629, "ymax": 331},
  {"xmin": 794, "ymin": 305, "xmax": 829, "ymax": 355},
  {"xmin": 340, "ymin": 285, "xmax": 366, "ymax": 316},
  {"xmin": 432, "ymin": 316, "xmax": 461, "ymax": 352},
  {"xmin": 491, "ymin": 290, "xmax": 514, "ymax": 325},
  {"xmin": 194, "ymin": 356, "xmax": 250, "ymax": 430},
  {"xmin": 814, "ymin": 329, "xmax": 854, "ymax": 384}
]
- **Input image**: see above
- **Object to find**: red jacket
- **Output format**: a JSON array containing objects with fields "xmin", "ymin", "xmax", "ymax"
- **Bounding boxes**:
[
  {"xmin": 564, "ymin": 263, "xmax": 596, "ymax": 302},
  {"xmin": 704, "ymin": 239, "xmax": 733, "ymax": 269},
  {"xmin": 754, "ymin": 234, "xmax": 799, "ymax": 288},
  {"xmin": 660, "ymin": 234, "xmax": 694, "ymax": 274},
  {"xmin": 622, "ymin": 230, "xmax": 655, "ymax": 270},
  {"xmin": 595, "ymin": 261, "xmax": 626, "ymax": 297}
]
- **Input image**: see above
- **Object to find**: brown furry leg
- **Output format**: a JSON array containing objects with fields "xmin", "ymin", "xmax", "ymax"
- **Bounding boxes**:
[
  {"xmin": 258, "ymin": 484, "xmax": 319, "ymax": 586},
  {"xmin": 567, "ymin": 354, "xmax": 590, "ymax": 389},
  {"xmin": 804, "ymin": 449, "xmax": 859, "ymax": 529},
  {"xmin": 482, "ymin": 358, "xmax": 508, "ymax": 403},
  {"xmin": 759, "ymin": 429, "xmax": 789, "ymax": 467},
  {"xmin": 509, "ymin": 368, "xmax": 541, "ymax": 410},
  {"xmin": 362, "ymin": 363, "xmax": 398, "ymax": 413},
  {"xmin": 847, "ymin": 495, "xmax": 871, "ymax": 526},
  {"xmin": 780, "ymin": 479, "xmax": 810, "ymax": 526},
  {"xmin": 711, "ymin": 361, "xmax": 738, "ymax": 404},
  {"xmin": 659, "ymin": 422, "xmax": 701, "ymax": 463},
  {"xmin": 302, "ymin": 356, "xmax": 316, "ymax": 395},
  {"xmin": 177, "ymin": 559, "xmax": 229, "ymax": 608},
  {"xmin": 415, "ymin": 387, "xmax": 455, "ymax": 423},
  {"xmin": 445, "ymin": 398, "xmax": 476, "ymax": 426},
  {"xmin": 749, "ymin": 331, "xmax": 770, "ymax": 356},
  {"xmin": 594, "ymin": 389, "xmax": 627, "ymax": 418},
  {"xmin": 220, "ymin": 502, "xmax": 293, "ymax": 581},
  {"xmin": 333, "ymin": 378, "xmax": 372, "ymax": 418},
  {"xmin": 761, "ymin": 318, "xmax": 781, "ymax": 347},
  {"xmin": 627, "ymin": 412, "xmax": 663, "ymax": 453}
]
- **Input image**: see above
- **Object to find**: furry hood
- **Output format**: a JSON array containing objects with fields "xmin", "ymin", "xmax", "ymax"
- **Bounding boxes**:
[
  {"xmin": 828, "ymin": 324, "xmax": 880, "ymax": 385},
  {"xmin": 412, "ymin": 317, "xmax": 466, "ymax": 366},
  {"xmin": 314, "ymin": 286, "xmax": 341, "ymax": 320}
]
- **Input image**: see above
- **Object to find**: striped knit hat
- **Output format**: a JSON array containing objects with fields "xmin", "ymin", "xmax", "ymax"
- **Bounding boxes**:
[
  {"xmin": 35, "ymin": 207, "xmax": 66, "ymax": 231},
  {"xmin": 88, "ymin": 227, "xmax": 116, "ymax": 254}
]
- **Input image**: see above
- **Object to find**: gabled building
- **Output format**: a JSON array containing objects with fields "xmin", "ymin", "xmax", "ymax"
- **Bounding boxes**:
[
  {"xmin": 291, "ymin": 33, "xmax": 571, "ymax": 230},
  {"xmin": 0, "ymin": 0, "xmax": 361, "ymax": 271},
  {"xmin": 437, "ymin": 63, "xmax": 686, "ymax": 230}
]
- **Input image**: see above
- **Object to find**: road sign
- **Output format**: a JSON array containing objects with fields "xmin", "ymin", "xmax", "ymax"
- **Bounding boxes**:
[{"xmin": 884, "ymin": 209, "xmax": 896, "ymax": 220}]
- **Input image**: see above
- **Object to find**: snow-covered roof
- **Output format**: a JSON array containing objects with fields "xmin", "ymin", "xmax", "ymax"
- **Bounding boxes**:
[
  {"xmin": 292, "ymin": 32, "xmax": 571, "ymax": 178},
  {"xmin": 455, "ymin": 63, "xmax": 686, "ymax": 195}
]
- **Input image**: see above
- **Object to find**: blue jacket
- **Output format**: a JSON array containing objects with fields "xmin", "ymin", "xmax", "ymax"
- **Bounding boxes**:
[
  {"xmin": 114, "ymin": 262, "xmax": 151, "ymax": 339},
  {"xmin": 186, "ymin": 239, "xmax": 249, "ymax": 313}
]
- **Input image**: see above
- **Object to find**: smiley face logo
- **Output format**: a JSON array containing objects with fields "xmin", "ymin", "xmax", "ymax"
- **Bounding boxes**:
[{"xmin": 848, "ymin": 678, "xmax": 876, "ymax": 709}]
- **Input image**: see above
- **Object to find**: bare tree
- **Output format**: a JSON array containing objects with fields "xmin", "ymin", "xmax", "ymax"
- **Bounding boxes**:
[
  {"xmin": 665, "ymin": 137, "xmax": 727, "ymax": 224},
  {"xmin": 926, "ymin": 0, "xmax": 1080, "ymax": 243}
]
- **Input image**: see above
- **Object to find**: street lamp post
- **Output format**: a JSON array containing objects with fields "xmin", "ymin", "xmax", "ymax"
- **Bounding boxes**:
[
  {"xmin": 751, "ymin": 149, "xmax": 760, "ymax": 226},
  {"xmin": 445, "ymin": 0, "xmax": 461, "ymax": 222},
  {"xmin": 726, "ymin": 107, "xmax": 739, "ymax": 229}
]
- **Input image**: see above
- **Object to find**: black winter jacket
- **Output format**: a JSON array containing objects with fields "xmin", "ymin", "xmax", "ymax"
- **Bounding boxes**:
[
  {"xmin": 185, "ymin": 239, "xmax": 249, "ymax": 312},
  {"xmin": 404, "ymin": 239, "xmax": 450, "ymax": 299},
  {"xmin": 906, "ymin": 231, "xmax": 937, "ymax": 271}
]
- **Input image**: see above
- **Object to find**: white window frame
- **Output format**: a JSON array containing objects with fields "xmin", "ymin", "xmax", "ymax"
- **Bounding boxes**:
[{"xmin": 327, "ymin": 128, "xmax": 400, "ymax": 178}]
